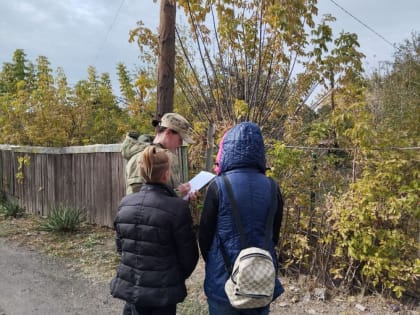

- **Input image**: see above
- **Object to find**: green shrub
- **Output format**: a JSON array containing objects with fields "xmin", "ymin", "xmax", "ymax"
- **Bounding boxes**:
[
  {"xmin": 0, "ymin": 199, "xmax": 25, "ymax": 218},
  {"xmin": 325, "ymin": 152, "xmax": 420, "ymax": 297},
  {"xmin": 41, "ymin": 205, "xmax": 84, "ymax": 232}
]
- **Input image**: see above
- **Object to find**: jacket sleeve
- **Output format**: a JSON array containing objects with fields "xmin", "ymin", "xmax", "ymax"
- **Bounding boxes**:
[
  {"xmin": 272, "ymin": 186, "xmax": 284, "ymax": 246},
  {"xmin": 114, "ymin": 216, "xmax": 122, "ymax": 255},
  {"xmin": 174, "ymin": 205, "xmax": 199, "ymax": 279},
  {"xmin": 198, "ymin": 180, "xmax": 219, "ymax": 262}
]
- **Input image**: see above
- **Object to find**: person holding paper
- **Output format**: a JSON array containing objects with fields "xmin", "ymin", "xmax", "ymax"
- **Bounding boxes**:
[
  {"xmin": 121, "ymin": 112, "xmax": 195, "ymax": 198},
  {"xmin": 199, "ymin": 122, "xmax": 284, "ymax": 315},
  {"xmin": 111, "ymin": 146, "xmax": 199, "ymax": 315}
]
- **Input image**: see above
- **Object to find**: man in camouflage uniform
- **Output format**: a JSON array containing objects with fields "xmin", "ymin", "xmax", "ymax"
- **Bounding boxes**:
[{"xmin": 121, "ymin": 113, "xmax": 195, "ymax": 196}]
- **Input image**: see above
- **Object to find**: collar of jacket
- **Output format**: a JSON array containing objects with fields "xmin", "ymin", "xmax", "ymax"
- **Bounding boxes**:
[
  {"xmin": 141, "ymin": 182, "xmax": 178, "ymax": 197},
  {"xmin": 221, "ymin": 168, "xmax": 262, "ymax": 176}
]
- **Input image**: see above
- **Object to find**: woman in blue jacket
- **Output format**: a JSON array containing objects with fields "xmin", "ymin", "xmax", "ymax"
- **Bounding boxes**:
[{"xmin": 199, "ymin": 122, "xmax": 284, "ymax": 315}]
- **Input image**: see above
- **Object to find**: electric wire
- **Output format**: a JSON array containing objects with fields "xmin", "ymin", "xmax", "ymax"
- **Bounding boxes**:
[
  {"xmin": 93, "ymin": 0, "xmax": 126, "ymax": 66},
  {"xmin": 283, "ymin": 145, "xmax": 420, "ymax": 151},
  {"xmin": 328, "ymin": 0, "xmax": 398, "ymax": 50}
]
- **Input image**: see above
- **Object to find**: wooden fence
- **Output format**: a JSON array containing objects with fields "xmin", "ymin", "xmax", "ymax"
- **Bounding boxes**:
[
  {"xmin": 0, "ymin": 144, "xmax": 125, "ymax": 227},
  {"xmin": 0, "ymin": 144, "xmax": 189, "ymax": 228}
]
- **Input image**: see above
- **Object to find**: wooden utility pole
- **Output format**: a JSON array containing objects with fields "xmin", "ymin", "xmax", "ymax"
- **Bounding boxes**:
[{"xmin": 156, "ymin": 0, "xmax": 176, "ymax": 120}]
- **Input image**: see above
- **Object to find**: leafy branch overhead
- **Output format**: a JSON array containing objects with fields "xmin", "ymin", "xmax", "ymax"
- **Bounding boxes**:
[{"xmin": 131, "ymin": 0, "xmax": 365, "ymax": 137}]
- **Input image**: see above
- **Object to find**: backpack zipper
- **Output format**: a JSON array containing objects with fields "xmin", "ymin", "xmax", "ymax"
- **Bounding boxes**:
[
  {"xmin": 235, "ymin": 292, "xmax": 271, "ymax": 298},
  {"xmin": 239, "ymin": 253, "xmax": 272, "ymax": 261}
]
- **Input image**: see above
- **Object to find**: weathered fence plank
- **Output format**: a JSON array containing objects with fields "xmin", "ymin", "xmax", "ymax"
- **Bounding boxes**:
[
  {"xmin": 0, "ymin": 144, "xmax": 125, "ymax": 228},
  {"xmin": 0, "ymin": 144, "xmax": 189, "ymax": 228}
]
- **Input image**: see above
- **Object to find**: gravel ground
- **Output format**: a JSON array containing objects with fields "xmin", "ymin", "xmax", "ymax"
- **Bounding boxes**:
[
  {"xmin": 0, "ymin": 238, "xmax": 123, "ymax": 315},
  {"xmin": 0, "ymin": 232, "xmax": 418, "ymax": 315}
]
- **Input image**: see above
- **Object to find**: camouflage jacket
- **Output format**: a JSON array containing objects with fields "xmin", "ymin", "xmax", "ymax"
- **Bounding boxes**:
[{"xmin": 121, "ymin": 134, "xmax": 181, "ymax": 195}]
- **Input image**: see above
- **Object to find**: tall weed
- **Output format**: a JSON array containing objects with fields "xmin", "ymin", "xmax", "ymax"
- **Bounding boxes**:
[
  {"xmin": 0, "ymin": 198, "xmax": 24, "ymax": 218},
  {"xmin": 41, "ymin": 205, "xmax": 84, "ymax": 232}
]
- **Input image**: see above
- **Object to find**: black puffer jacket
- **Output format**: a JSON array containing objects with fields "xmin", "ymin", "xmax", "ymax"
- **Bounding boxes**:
[{"xmin": 110, "ymin": 183, "xmax": 199, "ymax": 307}]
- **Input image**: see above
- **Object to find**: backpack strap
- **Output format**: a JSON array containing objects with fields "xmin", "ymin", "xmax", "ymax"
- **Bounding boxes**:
[
  {"xmin": 222, "ymin": 175, "xmax": 248, "ymax": 248},
  {"xmin": 218, "ymin": 175, "xmax": 244, "ymax": 275},
  {"xmin": 217, "ymin": 233, "xmax": 233, "ymax": 274},
  {"xmin": 221, "ymin": 175, "xmax": 277, "ymax": 250},
  {"xmin": 219, "ymin": 175, "xmax": 278, "ymax": 275}
]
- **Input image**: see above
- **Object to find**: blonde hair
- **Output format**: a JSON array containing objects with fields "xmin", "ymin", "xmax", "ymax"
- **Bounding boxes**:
[{"xmin": 139, "ymin": 146, "xmax": 171, "ymax": 183}]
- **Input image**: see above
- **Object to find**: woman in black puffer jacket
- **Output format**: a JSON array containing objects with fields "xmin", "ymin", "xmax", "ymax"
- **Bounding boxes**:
[{"xmin": 110, "ymin": 146, "xmax": 199, "ymax": 315}]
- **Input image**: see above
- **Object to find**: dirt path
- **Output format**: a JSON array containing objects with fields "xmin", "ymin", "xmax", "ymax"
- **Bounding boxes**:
[
  {"xmin": 0, "ymin": 236, "xmax": 418, "ymax": 315},
  {"xmin": 0, "ymin": 238, "xmax": 123, "ymax": 315}
]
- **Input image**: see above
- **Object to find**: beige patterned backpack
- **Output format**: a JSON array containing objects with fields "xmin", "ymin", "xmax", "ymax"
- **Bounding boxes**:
[{"xmin": 221, "ymin": 175, "xmax": 277, "ymax": 309}]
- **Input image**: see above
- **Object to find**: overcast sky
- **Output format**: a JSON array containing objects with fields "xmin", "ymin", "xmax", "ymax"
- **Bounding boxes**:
[{"xmin": 1, "ymin": 0, "xmax": 419, "ymax": 95}]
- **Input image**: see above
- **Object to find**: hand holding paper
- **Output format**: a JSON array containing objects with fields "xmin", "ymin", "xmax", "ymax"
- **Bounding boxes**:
[{"xmin": 183, "ymin": 171, "xmax": 216, "ymax": 200}]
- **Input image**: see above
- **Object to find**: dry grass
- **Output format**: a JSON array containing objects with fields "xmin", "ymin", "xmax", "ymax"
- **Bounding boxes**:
[
  {"xmin": 0, "ymin": 213, "xmax": 208, "ymax": 314},
  {"xmin": 1, "ymin": 214, "xmax": 418, "ymax": 315},
  {"xmin": 0, "ymin": 214, "xmax": 118, "ymax": 282}
]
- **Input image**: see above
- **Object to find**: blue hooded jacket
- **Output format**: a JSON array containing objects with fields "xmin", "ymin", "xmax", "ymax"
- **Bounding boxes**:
[{"xmin": 199, "ymin": 122, "xmax": 284, "ymax": 305}]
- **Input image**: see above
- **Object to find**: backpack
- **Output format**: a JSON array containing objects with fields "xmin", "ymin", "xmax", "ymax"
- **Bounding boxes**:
[{"xmin": 220, "ymin": 175, "xmax": 277, "ymax": 309}]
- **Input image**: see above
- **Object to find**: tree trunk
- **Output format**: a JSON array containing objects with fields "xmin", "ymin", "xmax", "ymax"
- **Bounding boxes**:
[
  {"xmin": 156, "ymin": 0, "xmax": 176, "ymax": 120},
  {"xmin": 205, "ymin": 124, "xmax": 215, "ymax": 171}
]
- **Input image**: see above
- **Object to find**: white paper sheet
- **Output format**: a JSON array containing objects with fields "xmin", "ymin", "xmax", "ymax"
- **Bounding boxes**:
[{"xmin": 183, "ymin": 171, "xmax": 216, "ymax": 200}]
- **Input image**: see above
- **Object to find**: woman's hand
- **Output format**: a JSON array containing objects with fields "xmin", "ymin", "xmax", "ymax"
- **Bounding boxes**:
[{"xmin": 178, "ymin": 182, "xmax": 199, "ymax": 201}]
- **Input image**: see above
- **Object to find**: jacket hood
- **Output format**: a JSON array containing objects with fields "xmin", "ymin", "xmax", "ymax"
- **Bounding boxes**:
[
  {"xmin": 219, "ymin": 122, "xmax": 266, "ymax": 174},
  {"xmin": 121, "ymin": 134, "xmax": 153, "ymax": 160}
]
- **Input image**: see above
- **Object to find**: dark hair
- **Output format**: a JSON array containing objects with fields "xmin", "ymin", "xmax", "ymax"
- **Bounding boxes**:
[{"xmin": 139, "ymin": 146, "xmax": 171, "ymax": 183}]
